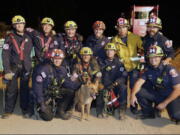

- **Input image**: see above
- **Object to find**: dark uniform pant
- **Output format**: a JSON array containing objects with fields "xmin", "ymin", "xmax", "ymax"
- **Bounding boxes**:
[
  {"xmin": 137, "ymin": 87, "xmax": 180, "ymax": 120},
  {"xmin": 38, "ymin": 88, "xmax": 74, "ymax": 121},
  {"xmin": 128, "ymin": 69, "xmax": 140, "ymax": 112},
  {"xmin": 5, "ymin": 69, "xmax": 30, "ymax": 114},
  {"xmin": 128, "ymin": 69, "xmax": 139, "ymax": 89}
]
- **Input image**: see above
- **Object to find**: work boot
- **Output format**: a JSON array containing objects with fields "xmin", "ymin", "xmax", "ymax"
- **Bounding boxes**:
[
  {"xmin": 22, "ymin": 110, "xmax": 33, "ymax": 119},
  {"xmin": 176, "ymin": 120, "xmax": 180, "ymax": 125},
  {"xmin": 1, "ymin": 113, "xmax": 12, "ymax": 119},
  {"xmin": 22, "ymin": 112, "xmax": 33, "ymax": 119},
  {"xmin": 136, "ymin": 113, "xmax": 155, "ymax": 120},
  {"xmin": 154, "ymin": 109, "xmax": 161, "ymax": 118},
  {"xmin": 59, "ymin": 111, "xmax": 72, "ymax": 120},
  {"xmin": 130, "ymin": 104, "xmax": 139, "ymax": 115},
  {"xmin": 97, "ymin": 112, "xmax": 108, "ymax": 118},
  {"xmin": 66, "ymin": 108, "xmax": 74, "ymax": 118},
  {"xmin": 119, "ymin": 108, "xmax": 126, "ymax": 120},
  {"xmin": 171, "ymin": 118, "xmax": 180, "ymax": 125}
]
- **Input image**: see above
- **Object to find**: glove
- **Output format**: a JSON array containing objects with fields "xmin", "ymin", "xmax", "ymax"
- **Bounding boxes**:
[
  {"xmin": 23, "ymin": 72, "xmax": 30, "ymax": 80},
  {"xmin": 71, "ymin": 73, "xmax": 79, "ymax": 81},
  {"xmin": 4, "ymin": 72, "xmax": 15, "ymax": 80},
  {"xmin": 105, "ymin": 66, "xmax": 112, "ymax": 71},
  {"xmin": 51, "ymin": 30, "xmax": 56, "ymax": 35},
  {"xmin": 26, "ymin": 27, "xmax": 34, "ymax": 32},
  {"xmin": 106, "ymin": 80, "xmax": 121, "ymax": 91},
  {"xmin": 96, "ymin": 72, "xmax": 102, "ymax": 78},
  {"xmin": 114, "ymin": 79, "xmax": 122, "ymax": 86}
]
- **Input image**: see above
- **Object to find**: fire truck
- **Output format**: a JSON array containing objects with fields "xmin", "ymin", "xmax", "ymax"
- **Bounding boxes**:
[{"xmin": 131, "ymin": 5, "xmax": 159, "ymax": 37}]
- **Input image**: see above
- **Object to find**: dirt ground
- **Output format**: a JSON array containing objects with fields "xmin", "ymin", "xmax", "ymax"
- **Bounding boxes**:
[
  {"xmin": 0, "ymin": 90, "xmax": 180, "ymax": 134},
  {"xmin": 0, "ymin": 49, "xmax": 179, "ymax": 134}
]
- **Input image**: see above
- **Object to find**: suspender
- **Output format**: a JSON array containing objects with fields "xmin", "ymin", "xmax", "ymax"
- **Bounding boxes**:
[
  {"xmin": 9, "ymin": 34, "xmax": 26, "ymax": 61},
  {"xmin": 39, "ymin": 35, "xmax": 52, "ymax": 51}
]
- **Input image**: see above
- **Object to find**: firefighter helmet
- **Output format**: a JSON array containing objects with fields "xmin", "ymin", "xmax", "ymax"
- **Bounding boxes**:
[
  {"xmin": 116, "ymin": 17, "xmax": 130, "ymax": 28},
  {"xmin": 64, "ymin": 21, "xmax": 78, "ymax": 29},
  {"xmin": 51, "ymin": 49, "xmax": 65, "ymax": 59},
  {"xmin": 80, "ymin": 47, "xmax": 93, "ymax": 55},
  {"xmin": 147, "ymin": 16, "xmax": 162, "ymax": 29},
  {"xmin": 92, "ymin": 21, "xmax": 106, "ymax": 30},
  {"xmin": 105, "ymin": 43, "xmax": 117, "ymax": 50},
  {"xmin": 147, "ymin": 45, "xmax": 164, "ymax": 57},
  {"xmin": 41, "ymin": 17, "xmax": 54, "ymax": 27},
  {"xmin": 12, "ymin": 15, "xmax": 25, "ymax": 24}
]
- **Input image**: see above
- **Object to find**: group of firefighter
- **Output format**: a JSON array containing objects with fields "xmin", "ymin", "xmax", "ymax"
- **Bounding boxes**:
[{"xmin": 1, "ymin": 14, "xmax": 180, "ymax": 123}]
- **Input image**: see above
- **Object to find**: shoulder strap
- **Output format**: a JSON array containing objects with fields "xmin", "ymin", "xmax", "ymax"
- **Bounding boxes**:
[
  {"xmin": 9, "ymin": 33, "xmax": 26, "ymax": 60},
  {"xmin": 9, "ymin": 33, "xmax": 21, "ymax": 54}
]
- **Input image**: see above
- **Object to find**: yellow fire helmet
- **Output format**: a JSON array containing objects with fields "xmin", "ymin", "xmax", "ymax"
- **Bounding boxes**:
[
  {"xmin": 12, "ymin": 15, "xmax": 25, "ymax": 24},
  {"xmin": 41, "ymin": 17, "xmax": 54, "ymax": 27},
  {"xmin": 64, "ymin": 21, "xmax": 78, "ymax": 29},
  {"xmin": 104, "ymin": 42, "xmax": 117, "ymax": 50},
  {"xmin": 80, "ymin": 47, "xmax": 93, "ymax": 55}
]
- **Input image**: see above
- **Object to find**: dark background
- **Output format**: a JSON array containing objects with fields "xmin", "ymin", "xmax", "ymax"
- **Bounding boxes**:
[{"xmin": 0, "ymin": 0, "xmax": 179, "ymax": 48}]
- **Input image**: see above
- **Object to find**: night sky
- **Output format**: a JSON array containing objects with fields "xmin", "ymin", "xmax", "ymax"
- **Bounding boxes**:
[{"xmin": 0, "ymin": 0, "xmax": 179, "ymax": 48}]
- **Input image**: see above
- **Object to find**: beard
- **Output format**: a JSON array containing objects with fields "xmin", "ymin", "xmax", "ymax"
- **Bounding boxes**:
[{"xmin": 148, "ymin": 29, "xmax": 158, "ymax": 37}]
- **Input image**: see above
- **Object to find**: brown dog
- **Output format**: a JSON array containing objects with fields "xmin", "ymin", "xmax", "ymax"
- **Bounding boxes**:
[{"xmin": 73, "ymin": 79, "xmax": 103, "ymax": 121}]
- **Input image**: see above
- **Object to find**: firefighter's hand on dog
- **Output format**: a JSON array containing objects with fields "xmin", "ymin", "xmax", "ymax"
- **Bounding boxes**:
[
  {"xmin": 162, "ymin": 57, "xmax": 172, "ymax": 65},
  {"xmin": 71, "ymin": 73, "xmax": 79, "ymax": 81},
  {"xmin": 130, "ymin": 95, "xmax": 138, "ymax": 107},
  {"xmin": 96, "ymin": 72, "xmax": 102, "ymax": 78},
  {"xmin": 156, "ymin": 102, "xmax": 168, "ymax": 110}
]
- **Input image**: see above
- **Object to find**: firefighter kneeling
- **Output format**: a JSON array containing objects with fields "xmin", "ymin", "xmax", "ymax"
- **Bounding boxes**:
[
  {"xmin": 32, "ymin": 49, "xmax": 81, "ymax": 121},
  {"xmin": 130, "ymin": 45, "xmax": 180, "ymax": 124},
  {"xmin": 97, "ymin": 43, "xmax": 128, "ymax": 120}
]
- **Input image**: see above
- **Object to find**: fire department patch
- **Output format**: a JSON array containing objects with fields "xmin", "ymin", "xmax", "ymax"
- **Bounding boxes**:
[
  {"xmin": 165, "ymin": 40, "xmax": 173, "ymax": 48},
  {"xmin": 120, "ymin": 67, "xmax": 124, "ymax": 72},
  {"xmin": 169, "ymin": 69, "xmax": 178, "ymax": 77},
  {"xmin": 101, "ymin": 41, "xmax": 105, "ymax": 46},
  {"xmin": 54, "ymin": 40, "xmax": 58, "ymax": 45},
  {"xmin": 41, "ymin": 72, "xmax": 47, "ymax": 78},
  {"xmin": 3, "ymin": 44, "xmax": 9, "ymax": 50},
  {"xmin": 36, "ymin": 75, "xmax": 43, "ymax": 82},
  {"xmin": 25, "ymin": 38, "xmax": 28, "ymax": 42}
]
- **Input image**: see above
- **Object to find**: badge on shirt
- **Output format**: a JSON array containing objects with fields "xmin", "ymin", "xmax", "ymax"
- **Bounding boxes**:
[
  {"xmin": 169, "ymin": 69, "xmax": 178, "ymax": 77},
  {"xmin": 3, "ymin": 44, "xmax": 9, "ymax": 50},
  {"xmin": 25, "ymin": 38, "xmax": 28, "ymax": 42},
  {"xmin": 36, "ymin": 75, "xmax": 43, "ymax": 82},
  {"xmin": 120, "ymin": 67, "xmax": 124, "ymax": 72},
  {"xmin": 101, "ymin": 41, "xmax": 105, "ymax": 46},
  {"xmin": 41, "ymin": 72, "xmax": 47, "ymax": 78},
  {"xmin": 165, "ymin": 40, "xmax": 173, "ymax": 48},
  {"xmin": 148, "ymin": 75, "xmax": 153, "ymax": 80},
  {"xmin": 54, "ymin": 40, "xmax": 58, "ymax": 46}
]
